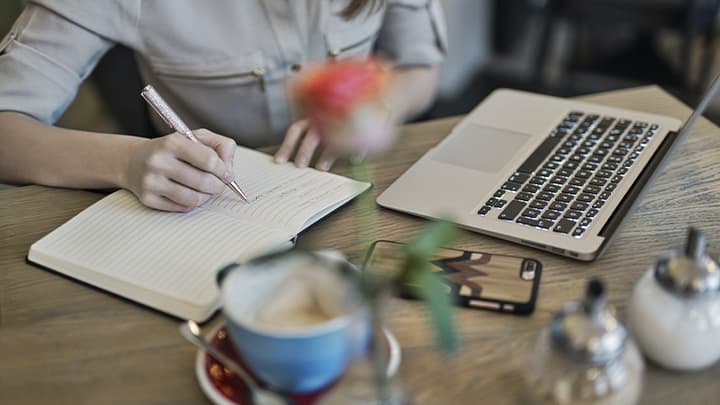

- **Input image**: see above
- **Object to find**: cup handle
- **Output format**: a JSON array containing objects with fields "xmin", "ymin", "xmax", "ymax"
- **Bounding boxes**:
[{"xmin": 216, "ymin": 262, "xmax": 240, "ymax": 287}]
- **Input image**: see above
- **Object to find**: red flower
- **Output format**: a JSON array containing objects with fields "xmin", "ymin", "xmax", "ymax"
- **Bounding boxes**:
[{"xmin": 294, "ymin": 59, "xmax": 389, "ymax": 126}]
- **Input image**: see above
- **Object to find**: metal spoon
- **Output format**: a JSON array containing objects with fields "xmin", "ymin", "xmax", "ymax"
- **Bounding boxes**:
[{"xmin": 179, "ymin": 320, "xmax": 292, "ymax": 405}]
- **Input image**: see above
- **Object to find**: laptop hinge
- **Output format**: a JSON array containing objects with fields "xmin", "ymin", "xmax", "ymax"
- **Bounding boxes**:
[{"xmin": 598, "ymin": 130, "xmax": 679, "ymax": 243}]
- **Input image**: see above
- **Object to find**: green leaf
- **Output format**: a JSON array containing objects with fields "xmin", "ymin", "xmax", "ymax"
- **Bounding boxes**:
[
  {"xmin": 417, "ymin": 268, "xmax": 460, "ymax": 353},
  {"xmin": 398, "ymin": 220, "xmax": 458, "ymax": 285},
  {"xmin": 396, "ymin": 219, "xmax": 460, "ymax": 353}
]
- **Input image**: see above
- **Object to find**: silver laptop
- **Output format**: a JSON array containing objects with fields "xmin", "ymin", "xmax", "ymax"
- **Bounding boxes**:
[{"xmin": 378, "ymin": 75, "xmax": 720, "ymax": 261}]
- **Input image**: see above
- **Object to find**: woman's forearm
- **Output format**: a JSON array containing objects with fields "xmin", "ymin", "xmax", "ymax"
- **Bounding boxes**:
[
  {"xmin": 387, "ymin": 66, "xmax": 440, "ymax": 123},
  {"xmin": 0, "ymin": 112, "xmax": 142, "ymax": 189}
]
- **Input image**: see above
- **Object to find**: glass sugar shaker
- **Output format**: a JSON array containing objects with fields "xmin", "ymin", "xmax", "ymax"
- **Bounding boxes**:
[
  {"xmin": 628, "ymin": 227, "xmax": 720, "ymax": 370},
  {"xmin": 525, "ymin": 278, "xmax": 644, "ymax": 405}
]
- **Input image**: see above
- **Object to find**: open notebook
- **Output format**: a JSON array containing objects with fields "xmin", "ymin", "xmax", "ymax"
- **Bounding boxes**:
[{"xmin": 28, "ymin": 147, "xmax": 370, "ymax": 321}]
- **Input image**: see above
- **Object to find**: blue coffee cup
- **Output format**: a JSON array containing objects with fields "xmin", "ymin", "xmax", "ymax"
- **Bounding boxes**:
[{"xmin": 217, "ymin": 251, "xmax": 369, "ymax": 393}]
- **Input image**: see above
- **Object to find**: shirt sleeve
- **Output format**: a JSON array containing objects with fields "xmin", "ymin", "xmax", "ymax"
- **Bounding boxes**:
[
  {"xmin": 375, "ymin": 0, "xmax": 448, "ymax": 67},
  {"xmin": 0, "ymin": 5, "xmax": 114, "ymax": 123}
]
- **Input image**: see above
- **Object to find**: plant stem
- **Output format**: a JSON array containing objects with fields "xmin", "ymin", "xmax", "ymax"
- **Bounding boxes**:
[
  {"xmin": 352, "ymin": 161, "xmax": 377, "ymax": 251},
  {"xmin": 352, "ymin": 161, "xmax": 394, "ymax": 403}
]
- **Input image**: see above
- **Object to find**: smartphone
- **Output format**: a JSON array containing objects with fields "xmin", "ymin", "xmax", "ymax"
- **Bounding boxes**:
[{"xmin": 363, "ymin": 240, "xmax": 542, "ymax": 315}]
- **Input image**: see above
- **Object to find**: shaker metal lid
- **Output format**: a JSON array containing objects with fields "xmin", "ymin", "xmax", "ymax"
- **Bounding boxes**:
[
  {"xmin": 655, "ymin": 228, "xmax": 720, "ymax": 297},
  {"xmin": 550, "ymin": 279, "xmax": 627, "ymax": 364}
]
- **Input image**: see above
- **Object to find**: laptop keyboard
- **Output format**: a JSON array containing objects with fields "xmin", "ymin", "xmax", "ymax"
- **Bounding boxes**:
[{"xmin": 477, "ymin": 111, "xmax": 660, "ymax": 238}]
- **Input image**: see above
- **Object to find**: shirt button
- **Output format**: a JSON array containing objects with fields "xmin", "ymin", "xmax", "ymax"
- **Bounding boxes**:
[{"xmin": 291, "ymin": 64, "xmax": 302, "ymax": 72}]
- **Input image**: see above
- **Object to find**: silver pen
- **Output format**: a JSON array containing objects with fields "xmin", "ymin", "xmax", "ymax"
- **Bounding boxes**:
[{"xmin": 140, "ymin": 85, "xmax": 251, "ymax": 203}]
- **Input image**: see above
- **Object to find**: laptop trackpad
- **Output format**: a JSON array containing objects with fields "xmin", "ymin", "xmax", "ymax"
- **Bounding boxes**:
[{"xmin": 432, "ymin": 125, "xmax": 531, "ymax": 173}]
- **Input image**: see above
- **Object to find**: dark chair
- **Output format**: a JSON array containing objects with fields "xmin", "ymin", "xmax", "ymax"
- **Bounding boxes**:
[
  {"xmin": 530, "ymin": 0, "xmax": 720, "ymax": 100},
  {"xmin": 90, "ymin": 45, "xmax": 158, "ymax": 138}
]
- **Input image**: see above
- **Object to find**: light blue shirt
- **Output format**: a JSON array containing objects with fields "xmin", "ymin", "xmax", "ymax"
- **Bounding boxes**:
[{"xmin": 0, "ymin": 0, "xmax": 447, "ymax": 147}]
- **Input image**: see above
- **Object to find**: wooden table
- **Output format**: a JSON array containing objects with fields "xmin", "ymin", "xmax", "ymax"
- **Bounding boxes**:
[{"xmin": 2, "ymin": 86, "xmax": 719, "ymax": 404}]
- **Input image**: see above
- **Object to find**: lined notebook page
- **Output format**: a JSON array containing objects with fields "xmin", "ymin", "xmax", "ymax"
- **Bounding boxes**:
[
  {"xmin": 30, "ymin": 191, "xmax": 290, "ymax": 313},
  {"xmin": 207, "ymin": 147, "xmax": 370, "ymax": 233}
]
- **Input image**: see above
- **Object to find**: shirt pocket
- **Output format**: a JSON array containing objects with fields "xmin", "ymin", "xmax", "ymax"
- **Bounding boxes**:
[
  {"xmin": 147, "ymin": 51, "xmax": 275, "ymax": 146},
  {"xmin": 324, "ymin": 14, "xmax": 383, "ymax": 59},
  {"xmin": 150, "ymin": 51, "xmax": 268, "ymax": 92}
]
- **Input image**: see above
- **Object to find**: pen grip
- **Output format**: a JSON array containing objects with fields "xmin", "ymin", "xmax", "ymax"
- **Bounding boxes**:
[{"xmin": 141, "ymin": 85, "xmax": 197, "ymax": 142}]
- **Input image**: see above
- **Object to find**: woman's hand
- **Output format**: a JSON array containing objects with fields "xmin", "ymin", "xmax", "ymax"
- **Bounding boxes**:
[
  {"xmin": 124, "ymin": 129, "xmax": 237, "ymax": 212},
  {"xmin": 273, "ymin": 119, "xmax": 338, "ymax": 171}
]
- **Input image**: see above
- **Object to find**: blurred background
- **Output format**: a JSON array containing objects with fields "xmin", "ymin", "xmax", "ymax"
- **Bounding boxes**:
[{"xmin": 2, "ymin": 0, "xmax": 720, "ymax": 135}]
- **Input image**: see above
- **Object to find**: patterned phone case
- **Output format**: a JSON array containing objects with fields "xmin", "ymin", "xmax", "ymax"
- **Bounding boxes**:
[{"xmin": 363, "ymin": 240, "xmax": 542, "ymax": 315}]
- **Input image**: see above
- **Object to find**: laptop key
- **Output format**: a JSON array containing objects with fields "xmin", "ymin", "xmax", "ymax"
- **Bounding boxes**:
[
  {"xmin": 517, "ymin": 136, "xmax": 564, "ymax": 174},
  {"xmin": 509, "ymin": 172, "xmax": 530, "ymax": 184},
  {"xmin": 571, "ymin": 201, "xmax": 589, "ymax": 211},
  {"xmin": 530, "ymin": 176, "xmax": 547, "ymax": 185},
  {"xmin": 502, "ymin": 182, "xmax": 522, "ymax": 191},
  {"xmin": 577, "ymin": 193, "xmax": 594, "ymax": 203},
  {"xmin": 586, "ymin": 208, "xmax": 599, "ymax": 218},
  {"xmin": 486, "ymin": 198, "xmax": 499, "ymax": 207},
  {"xmin": 543, "ymin": 162, "xmax": 560, "ymax": 170},
  {"xmin": 589, "ymin": 177, "xmax": 607, "ymax": 187},
  {"xmin": 549, "ymin": 201, "xmax": 568, "ymax": 211},
  {"xmin": 515, "ymin": 192, "xmax": 534, "ymax": 202},
  {"xmin": 576, "ymin": 170, "xmax": 592, "ymax": 179},
  {"xmin": 569, "ymin": 177, "xmax": 586, "ymax": 186},
  {"xmin": 550, "ymin": 176, "xmax": 568, "ymax": 185},
  {"xmin": 563, "ymin": 161, "xmax": 580, "ymax": 170},
  {"xmin": 536, "ymin": 192, "xmax": 554, "ymax": 201},
  {"xmin": 611, "ymin": 175, "xmax": 623, "ymax": 184},
  {"xmin": 593, "ymin": 200, "xmax": 605, "ymax": 209},
  {"xmin": 573, "ymin": 227, "xmax": 586, "ymax": 237},
  {"xmin": 538, "ymin": 168, "xmax": 553, "ymax": 177},
  {"xmin": 542, "ymin": 210, "xmax": 561, "ymax": 220},
  {"xmin": 564, "ymin": 210, "xmax": 582, "ymax": 220},
  {"xmin": 538, "ymin": 220, "xmax": 555, "ymax": 229},
  {"xmin": 517, "ymin": 217, "xmax": 540, "ymax": 227},
  {"xmin": 496, "ymin": 199, "xmax": 508, "ymax": 209},
  {"xmin": 498, "ymin": 200, "xmax": 526, "ymax": 221},
  {"xmin": 580, "ymin": 218, "xmax": 592, "ymax": 227},
  {"xmin": 522, "ymin": 208, "xmax": 541, "ymax": 218},
  {"xmin": 596, "ymin": 170, "xmax": 613, "ymax": 178},
  {"xmin": 494, "ymin": 190, "xmax": 505, "ymax": 198},
  {"xmin": 558, "ymin": 168, "xmax": 573, "ymax": 177},
  {"xmin": 563, "ymin": 185, "xmax": 580, "ymax": 195},
  {"xmin": 583, "ymin": 185, "xmax": 602, "ymax": 194},
  {"xmin": 523, "ymin": 184, "xmax": 541, "ymax": 193},
  {"xmin": 554, "ymin": 219, "xmax": 577, "ymax": 234},
  {"xmin": 478, "ymin": 206, "xmax": 492, "ymax": 216},
  {"xmin": 529, "ymin": 200, "xmax": 548, "ymax": 209},
  {"xmin": 543, "ymin": 184, "xmax": 562, "ymax": 193},
  {"xmin": 605, "ymin": 183, "xmax": 617, "ymax": 192},
  {"xmin": 556, "ymin": 193, "xmax": 574, "ymax": 203}
]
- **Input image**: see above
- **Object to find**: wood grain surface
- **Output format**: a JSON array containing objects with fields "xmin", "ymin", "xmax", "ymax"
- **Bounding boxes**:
[{"xmin": 1, "ymin": 86, "xmax": 719, "ymax": 404}]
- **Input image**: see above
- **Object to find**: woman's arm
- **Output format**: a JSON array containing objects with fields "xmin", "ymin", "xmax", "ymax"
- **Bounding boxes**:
[
  {"xmin": 386, "ymin": 65, "xmax": 439, "ymax": 123},
  {"xmin": 0, "ymin": 112, "xmax": 237, "ymax": 212}
]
